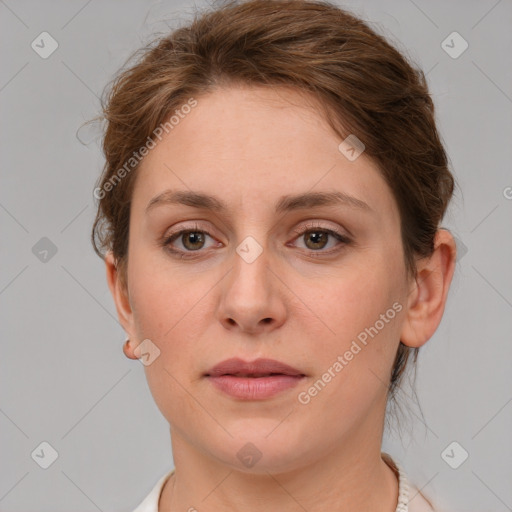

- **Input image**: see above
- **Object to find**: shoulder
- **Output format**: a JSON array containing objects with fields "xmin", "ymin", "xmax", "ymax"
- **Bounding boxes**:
[
  {"xmin": 381, "ymin": 452, "xmax": 442, "ymax": 512},
  {"xmin": 132, "ymin": 469, "xmax": 174, "ymax": 512},
  {"xmin": 408, "ymin": 484, "xmax": 437, "ymax": 512}
]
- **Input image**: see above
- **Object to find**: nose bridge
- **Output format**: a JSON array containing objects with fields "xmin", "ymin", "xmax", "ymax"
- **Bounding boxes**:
[
  {"xmin": 230, "ymin": 234, "xmax": 271, "ymax": 302},
  {"xmin": 230, "ymin": 210, "xmax": 272, "ymax": 281},
  {"xmin": 216, "ymin": 232, "xmax": 286, "ymax": 332}
]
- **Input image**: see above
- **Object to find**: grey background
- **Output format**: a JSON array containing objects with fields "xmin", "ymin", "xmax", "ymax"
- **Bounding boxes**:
[{"xmin": 1, "ymin": 0, "xmax": 511, "ymax": 511}]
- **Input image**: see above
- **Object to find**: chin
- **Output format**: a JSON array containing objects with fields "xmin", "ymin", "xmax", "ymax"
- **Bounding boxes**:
[{"xmin": 207, "ymin": 426, "xmax": 311, "ymax": 473}]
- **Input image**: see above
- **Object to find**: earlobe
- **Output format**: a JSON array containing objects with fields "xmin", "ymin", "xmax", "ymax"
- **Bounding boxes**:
[
  {"xmin": 400, "ymin": 229, "xmax": 457, "ymax": 348},
  {"xmin": 123, "ymin": 338, "xmax": 139, "ymax": 360},
  {"xmin": 105, "ymin": 251, "xmax": 136, "ymax": 341}
]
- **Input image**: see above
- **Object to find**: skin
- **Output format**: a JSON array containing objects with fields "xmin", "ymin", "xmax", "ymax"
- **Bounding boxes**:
[{"xmin": 105, "ymin": 84, "xmax": 456, "ymax": 511}]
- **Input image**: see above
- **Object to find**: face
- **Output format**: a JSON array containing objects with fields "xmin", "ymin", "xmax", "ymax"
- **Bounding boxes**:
[{"xmin": 115, "ymin": 85, "xmax": 414, "ymax": 473}]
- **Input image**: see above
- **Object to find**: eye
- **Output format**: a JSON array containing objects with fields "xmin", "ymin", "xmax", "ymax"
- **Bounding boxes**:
[
  {"xmin": 162, "ymin": 223, "xmax": 219, "ymax": 257},
  {"xmin": 290, "ymin": 222, "xmax": 351, "ymax": 255},
  {"xmin": 161, "ymin": 221, "xmax": 351, "ymax": 259}
]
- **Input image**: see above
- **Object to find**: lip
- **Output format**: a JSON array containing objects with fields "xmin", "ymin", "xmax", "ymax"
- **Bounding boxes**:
[
  {"xmin": 205, "ymin": 357, "xmax": 304, "ymax": 378},
  {"xmin": 204, "ymin": 358, "xmax": 306, "ymax": 400}
]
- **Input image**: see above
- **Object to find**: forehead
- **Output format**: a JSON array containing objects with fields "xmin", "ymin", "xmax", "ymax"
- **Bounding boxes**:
[{"xmin": 132, "ymin": 85, "xmax": 399, "ymax": 222}]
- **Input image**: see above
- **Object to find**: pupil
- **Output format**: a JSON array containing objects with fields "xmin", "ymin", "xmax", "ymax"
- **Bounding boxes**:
[
  {"xmin": 307, "ymin": 231, "xmax": 327, "ymax": 249},
  {"xmin": 185, "ymin": 232, "xmax": 204, "ymax": 250}
]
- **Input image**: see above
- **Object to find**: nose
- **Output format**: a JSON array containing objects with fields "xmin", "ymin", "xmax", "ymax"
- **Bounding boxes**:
[{"xmin": 216, "ymin": 244, "xmax": 287, "ymax": 335}]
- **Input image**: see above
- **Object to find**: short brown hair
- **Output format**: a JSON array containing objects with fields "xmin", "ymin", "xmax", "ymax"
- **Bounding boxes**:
[{"xmin": 91, "ymin": 0, "xmax": 456, "ymax": 401}]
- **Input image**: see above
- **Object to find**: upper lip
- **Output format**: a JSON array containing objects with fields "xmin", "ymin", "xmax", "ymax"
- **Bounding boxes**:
[{"xmin": 205, "ymin": 358, "xmax": 305, "ymax": 377}]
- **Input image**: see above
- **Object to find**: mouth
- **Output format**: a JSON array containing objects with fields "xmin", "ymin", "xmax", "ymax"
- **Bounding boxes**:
[
  {"xmin": 215, "ymin": 373, "xmax": 300, "ymax": 378},
  {"xmin": 204, "ymin": 358, "xmax": 306, "ymax": 400},
  {"xmin": 204, "ymin": 357, "xmax": 305, "ymax": 378}
]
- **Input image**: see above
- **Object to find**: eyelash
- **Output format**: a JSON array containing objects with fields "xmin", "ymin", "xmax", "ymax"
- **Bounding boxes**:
[{"xmin": 161, "ymin": 222, "xmax": 352, "ymax": 259}]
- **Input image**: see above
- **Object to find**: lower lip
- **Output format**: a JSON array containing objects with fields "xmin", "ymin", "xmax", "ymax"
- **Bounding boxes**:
[{"xmin": 206, "ymin": 375, "xmax": 304, "ymax": 400}]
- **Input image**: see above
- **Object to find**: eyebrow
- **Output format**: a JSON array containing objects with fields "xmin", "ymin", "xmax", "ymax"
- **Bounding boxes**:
[{"xmin": 145, "ymin": 189, "xmax": 372, "ymax": 215}]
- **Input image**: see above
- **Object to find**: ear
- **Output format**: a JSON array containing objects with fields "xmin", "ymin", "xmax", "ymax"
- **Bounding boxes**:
[
  {"xmin": 105, "ymin": 251, "xmax": 138, "ymax": 359},
  {"xmin": 400, "ymin": 229, "xmax": 457, "ymax": 348}
]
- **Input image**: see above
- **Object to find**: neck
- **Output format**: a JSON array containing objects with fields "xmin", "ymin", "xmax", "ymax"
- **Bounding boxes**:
[{"xmin": 159, "ymin": 417, "xmax": 399, "ymax": 512}]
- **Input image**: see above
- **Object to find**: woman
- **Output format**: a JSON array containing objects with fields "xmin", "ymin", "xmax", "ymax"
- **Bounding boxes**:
[{"xmin": 91, "ymin": 0, "xmax": 457, "ymax": 510}]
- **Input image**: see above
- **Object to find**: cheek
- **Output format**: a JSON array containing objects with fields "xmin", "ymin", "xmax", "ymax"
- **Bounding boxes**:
[
  {"xmin": 295, "ymin": 286, "xmax": 400, "ymax": 423},
  {"xmin": 127, "ymin": 242, "xmax": 203, "ymax": 338},
  {"xmin": 127, "ymin": 262, "xmax": 211, "ymax": 421},
  {"xmin": 299, "ymin": 256, "xmax": 403, "ymax": 392},
  {"xmin": 312, "ymin": 262, "xmax": 400, "ymax": 341}
]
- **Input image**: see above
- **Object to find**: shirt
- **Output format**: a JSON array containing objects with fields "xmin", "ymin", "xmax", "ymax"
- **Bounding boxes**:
[{"xmin": 133, "ymin": 452, "xmax": 437, "ymax": 512}]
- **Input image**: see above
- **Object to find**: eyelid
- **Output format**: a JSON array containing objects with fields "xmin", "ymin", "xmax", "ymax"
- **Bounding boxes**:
[
  {"xmin": 161, "ymin": 223, "xmax": 220, "ymax": 259},
  {"xmin": 162, "ymin": 220, "xmax": 352, "ymax": 258},
  {"xmin": 290, "ymin": 220, "xmax": 349, "ymax": 239},
  {"xmin": 287, "ymin": 221, "xmax": 352, "ymax": 255},
  {"xmin": 162, "ymin": 221, "xmax": 347, "ymax": 242},
  {"xmin": 163, "ymin": 221, "xmax": 215, "ymax": 239}
]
